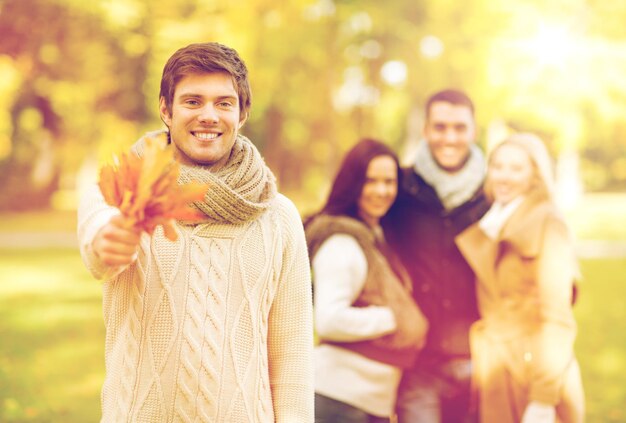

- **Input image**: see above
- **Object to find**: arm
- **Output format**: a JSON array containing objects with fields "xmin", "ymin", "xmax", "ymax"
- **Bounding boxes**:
[
  {"xmin": 77, "ymin": 183, "xmax": 141, "ymax": 280},
  {"xmin": 528, "ymin": 215, "xmax": 578, "ymax": 405},
  {"xmin": 313, "ymin": 234, "xmax": 396, "ymax": 341},
  {"xmin": 267, "ymin": 197, "xmax": 314, "ymax": 423}
]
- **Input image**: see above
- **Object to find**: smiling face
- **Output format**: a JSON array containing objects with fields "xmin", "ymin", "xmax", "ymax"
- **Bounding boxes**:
[
  {"xmin": 423, "ymin": 101, "xmax": 476, "ymax": 173},
  {"xmin": 488, "ymin": 143, "xmax": 536, "ymax": 205},
  {"xmin": 159, "ymin": 72, "xmax": 246, "ymax": 169},
  {"xmin": 357, "ymin": 155, "xmax": 398, "ymax": 227}
]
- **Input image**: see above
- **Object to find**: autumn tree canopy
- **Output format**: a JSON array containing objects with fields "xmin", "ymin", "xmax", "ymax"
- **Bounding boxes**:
[{"xmin": 1, "ymin": 0, "xmax": 625, "ymax": 211}]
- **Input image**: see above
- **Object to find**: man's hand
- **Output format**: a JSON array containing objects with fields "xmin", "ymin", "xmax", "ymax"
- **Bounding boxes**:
[{"xmin": 92, "ymin": 214, "xmax": 142, "ymax": 266}]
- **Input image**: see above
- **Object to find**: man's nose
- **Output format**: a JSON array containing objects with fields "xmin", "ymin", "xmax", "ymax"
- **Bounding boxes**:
[
  {"xmin": 198, "ymin": 105, "xmax": 219, "ymax": 123},
  {"xmin": 443, "ymin": 128, "xmax": 457, "ymax": 143}
]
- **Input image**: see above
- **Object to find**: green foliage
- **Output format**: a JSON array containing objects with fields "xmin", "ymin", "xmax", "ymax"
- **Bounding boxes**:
[
  {"xmin": 1, "ymin": 0, "xmax": 626, "ymax": 211},
  {"xmin": 0, "ymin": 0, "xmax": 152, "ymax": 210}
]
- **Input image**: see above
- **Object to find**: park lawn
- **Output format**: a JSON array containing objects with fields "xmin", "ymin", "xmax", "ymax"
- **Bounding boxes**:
[
  {"xmin": 574, "ymin": 258, "xmax": 626, "ymax": 423},
  {"xmin": 564, "ymin": 193, "xmax": 626, "ymax": 241},
  {"xmin": 0, "ymin": 248, "xmax": 104, "ymax": 423},
  {"xmin": 0, "ymin": 210, "xmax": 77, "ymax": 233},
  {"xmin": 0, "ymin": 249, "xmax": 624, "ymax": 422}
]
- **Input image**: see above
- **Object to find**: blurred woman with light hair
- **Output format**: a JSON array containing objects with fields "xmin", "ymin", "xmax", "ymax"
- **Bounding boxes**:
[{"xmin": 455, "ymin": 133, "xmax": 584, "ymax": 423}]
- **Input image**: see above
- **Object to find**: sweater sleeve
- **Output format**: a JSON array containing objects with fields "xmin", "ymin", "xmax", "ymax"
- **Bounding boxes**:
[
  {"xmin": 268, "ymin": 195, "xmax": 314, "ymax": 423},
  {"xmin": 528, "ymin": 215, "xmax": 578, "ymax": 404},
  {"xmin": 76, "ymin": 182, "xmax": 126, "ymax": 280},
  {"xmin": 313, "ymin": 234, "xmax": 397, "ymax": 341}
]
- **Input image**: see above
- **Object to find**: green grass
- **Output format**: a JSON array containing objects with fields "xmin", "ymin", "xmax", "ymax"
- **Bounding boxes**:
[
  {"xmin": 0, "ymin": 249, "xmax": 624, "ymax": 423},
  {"xmin": 574, "ymin": 259, "xmax": 626, "ymax": 422},
  {"xmin": 0, "ymin": 194, "xmax": 625, "ymax": 422},
  {"xmin": 0, "ymin": 210, "xmax": 77, "ymax": 233},
  {"xmin": 0, "ymin": 248, "xmax": 103, "ymax": 423},
  {"xmin": 565, "ymin": 193, "xmax": 626, "ymax": 241}
]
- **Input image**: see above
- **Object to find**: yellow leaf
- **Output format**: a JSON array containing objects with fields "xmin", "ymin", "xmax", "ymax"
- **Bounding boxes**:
[{"xmin": 97, "ymin": 136, "xmax": 210, "ymax": 241}]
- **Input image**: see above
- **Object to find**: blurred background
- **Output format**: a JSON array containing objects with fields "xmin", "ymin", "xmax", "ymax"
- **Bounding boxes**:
[{"xmin": 0, "ymin": 0, "xmax": 625, "ymax": 421}]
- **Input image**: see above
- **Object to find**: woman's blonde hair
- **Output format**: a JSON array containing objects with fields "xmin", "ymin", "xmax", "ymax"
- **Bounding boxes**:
[{"xmin": 484, "ymin": 133, "xmax": 555, "ymax": 203}]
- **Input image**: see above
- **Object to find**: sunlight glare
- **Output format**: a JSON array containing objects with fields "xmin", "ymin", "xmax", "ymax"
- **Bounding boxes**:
[
  {"xmin": 526, "ymin": 23, "xmax": 576, "ymax": 68},
  {"xmin": 381, "ymin": 60, "xmax": 408, "ymax": 86}
]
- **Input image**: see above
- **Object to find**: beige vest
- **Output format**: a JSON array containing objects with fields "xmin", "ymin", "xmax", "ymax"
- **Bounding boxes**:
[{"xmin": 306, "ymin": 215, "xmax": 428, "ymax": 368}]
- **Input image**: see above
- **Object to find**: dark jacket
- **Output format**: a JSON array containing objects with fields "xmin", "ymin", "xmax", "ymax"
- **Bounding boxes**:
[{"xmin": 383, "ymin": 167, "xmax": 490, "ymax": 360}]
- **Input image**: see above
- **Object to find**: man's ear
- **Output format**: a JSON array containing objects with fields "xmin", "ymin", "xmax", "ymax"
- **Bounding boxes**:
[
  {"xmin": 159, "ymin": 97, "xmax": 172, "ymax": 127},
  {"xmin": 238, "ymin": 112, "xmax": 248, "ymax": 129}
]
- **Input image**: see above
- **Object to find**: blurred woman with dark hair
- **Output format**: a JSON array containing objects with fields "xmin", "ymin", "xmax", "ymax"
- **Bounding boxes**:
[
  {"xmin": 456, "ymin": 133, "xmax": 584, "ymax": 423},
  {"xmin": 305, "ymin": 138, "xmax": 428, "ymax": 422}
]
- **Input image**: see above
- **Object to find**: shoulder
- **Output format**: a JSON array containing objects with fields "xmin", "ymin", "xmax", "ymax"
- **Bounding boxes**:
[
  {"xmin": 313, "ymin": 233, "xmax": 367, "ymax": 268},
  {"xmin": 503, "ymin": 198, "xmax": 569, "ymax": 256},
  {"xmin": 318, "ymin": 233, "xmax": 363, "ymax": 254},
  {"xmin": 399, "ymin": 167, "xmax": 426, "ymax": 197},
  {"xmin": 305, "ymin": 215, "xmax": 374, "ymax": 247},
  {"xmin": 265, "ymin": 193, "xmax": 304, "ymax": 231},
  {"xmin": 272, "ymin": 193, "xmax": 301, "ymax": 220},
  {"xmin": 455, "ymin": 186, "xmax": 490, "ymax": 222},
  {"xmin": 305, "ymin": 214, "xmax": 376, "ymax": 260},
  {"xmin": 267, "ymin": 194, "xmax": 307, "ymax": 244},
  {"xmin": 514, "ymin": 199, "xmax": 565, "ymax": 233},
  {"xmin": 397, "ymin": 167, "xmax": 448, "ymax": 210}
]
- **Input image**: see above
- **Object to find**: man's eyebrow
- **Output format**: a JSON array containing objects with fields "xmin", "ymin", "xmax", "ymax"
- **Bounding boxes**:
[
  {"xmin": 177, "ymin": 92, "xmax": 202, "ymax": 99},
  {"xmin": 177, "ymin": 93, "xmax": 238, "ymax": 101}
]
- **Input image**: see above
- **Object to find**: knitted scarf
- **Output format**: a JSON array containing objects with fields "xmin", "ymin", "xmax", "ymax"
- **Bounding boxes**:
[
  {"xmin": 133, "ymin": 130, "xmax": 277, "ymax": 225},
  {"xmin": 414, "ymin": 140, "xmax": 485, "ymax": 211}
]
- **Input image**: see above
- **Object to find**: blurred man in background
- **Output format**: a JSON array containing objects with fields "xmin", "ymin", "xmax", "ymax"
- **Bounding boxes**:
[{"xmin": 385, "ymin": 89, "xmax": 490, "ymax": 423}]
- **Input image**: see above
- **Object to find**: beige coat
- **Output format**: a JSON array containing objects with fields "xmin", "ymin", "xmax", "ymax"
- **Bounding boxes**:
[{"xmin": 456, "ymin": 192, "xmax": 584, "ymax": 423}]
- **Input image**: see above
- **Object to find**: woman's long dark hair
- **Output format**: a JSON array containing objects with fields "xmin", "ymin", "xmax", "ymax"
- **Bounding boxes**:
[
  {"xmin": 306, "ymin": 138, "xmax": 401, "ymax": 225},
  {"xmin": 305, "ymin": 137, "xmax": 408, "ymax": 286}
]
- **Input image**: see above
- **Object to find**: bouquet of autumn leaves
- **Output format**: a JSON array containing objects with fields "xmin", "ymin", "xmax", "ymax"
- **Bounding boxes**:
[{"xmin": 98, "ymin": 133, "xmax": 209, "ymax": 241}]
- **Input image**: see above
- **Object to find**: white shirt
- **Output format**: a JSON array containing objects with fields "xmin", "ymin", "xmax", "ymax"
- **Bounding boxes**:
[{"xmin": 313, "ymin": 233, "xmax": 401, "ymax": 417}]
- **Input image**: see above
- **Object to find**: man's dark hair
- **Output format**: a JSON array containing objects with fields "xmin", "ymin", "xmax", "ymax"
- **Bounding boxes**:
[
  {"xmin": 159, "ymin": 42, "xmax": 251, "ymax": 119},
  {"xmin": 425, "ymin": 89, "xmax": 474, "ymax": 120}
]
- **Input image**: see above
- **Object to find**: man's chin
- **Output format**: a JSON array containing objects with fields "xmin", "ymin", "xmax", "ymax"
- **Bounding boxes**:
[{"xmin": 435, "ymin": 157, "xmax": 467, "ymax": 173}]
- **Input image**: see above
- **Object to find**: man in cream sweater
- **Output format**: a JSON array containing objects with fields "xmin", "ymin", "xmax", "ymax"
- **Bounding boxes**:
[{"xmin": 78, "ymin": 42, "xmax": 313, "ymax": 422}]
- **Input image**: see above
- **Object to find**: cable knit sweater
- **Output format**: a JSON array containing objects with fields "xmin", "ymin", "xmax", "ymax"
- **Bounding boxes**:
[{"xmin": 78, "ymin": 132, "xmax": 314, "ymax": 422}]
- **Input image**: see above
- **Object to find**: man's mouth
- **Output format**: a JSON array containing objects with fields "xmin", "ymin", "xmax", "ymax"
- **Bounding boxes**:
[
  {"xmin": 193, "ymin": 131, "xmax": 220, "ymax": 140},
  {"xmin": 439, "ymin": 147, "xmax": 459, "ymax": 156}
]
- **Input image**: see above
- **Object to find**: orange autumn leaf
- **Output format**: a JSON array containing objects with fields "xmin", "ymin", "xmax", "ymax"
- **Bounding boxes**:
[{"xmin": 97, "ymin": 133, "xmax": 210, "ymax": 241}]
